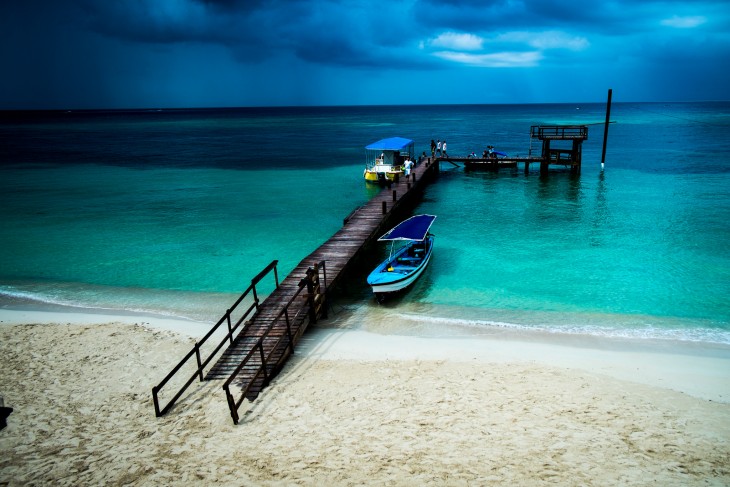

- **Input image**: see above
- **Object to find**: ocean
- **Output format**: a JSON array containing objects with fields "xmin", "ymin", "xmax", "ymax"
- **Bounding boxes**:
[{"xmin": 1, "ymin": 103, "xmax": 729, "ymax": 346}]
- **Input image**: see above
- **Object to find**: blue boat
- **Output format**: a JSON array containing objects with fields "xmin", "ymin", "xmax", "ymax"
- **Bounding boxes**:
[{"xmin": 366, "ymin": 214, "xmax": 437, "ymax": 300}]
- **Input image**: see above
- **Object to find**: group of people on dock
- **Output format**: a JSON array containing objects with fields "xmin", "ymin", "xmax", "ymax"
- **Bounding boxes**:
[
  {"xmin": 466, "ymin": 145, "xmax": 498, "ymax": 159},
  {"xmin": 430, "ymin": 139, "xmax": 448, "ymax": 158}
]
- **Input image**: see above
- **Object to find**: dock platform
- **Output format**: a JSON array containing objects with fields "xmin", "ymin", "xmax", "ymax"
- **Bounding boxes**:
[{"xmin": 438, "ymin": 124, "xmax": 589, "ymax": 174}]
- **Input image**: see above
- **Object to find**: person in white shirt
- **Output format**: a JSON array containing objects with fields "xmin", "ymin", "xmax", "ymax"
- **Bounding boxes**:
[{"xmin": 404, "ymin": 159, "xmax": 414, "ymax": 176}]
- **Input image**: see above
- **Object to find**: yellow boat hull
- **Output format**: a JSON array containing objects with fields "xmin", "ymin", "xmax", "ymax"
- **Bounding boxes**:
[{"xmin": 364, "ymin": 169, "xmax": 403, "ymax": 182}]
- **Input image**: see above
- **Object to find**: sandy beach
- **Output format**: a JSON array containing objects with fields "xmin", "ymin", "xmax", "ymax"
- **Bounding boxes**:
[{"xmin": 1, "ymin": 309, "xmax": 730, "ymax": 486}]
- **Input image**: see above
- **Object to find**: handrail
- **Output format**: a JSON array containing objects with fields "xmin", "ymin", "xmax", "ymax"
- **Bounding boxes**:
[
  {"xmin": 151, "ymin": 260, "xmax": 279, "ymax": 417},
  {"xmin": 530, "ymin": 125, "xmax": 588, "ymax": 140},
  {"xmin": 223, "ymin": 260, "xmax": 327, "ymax": 424},
  {"xmin": 223, "ymin": 279, "xmax": 309, "ymax": 424}
]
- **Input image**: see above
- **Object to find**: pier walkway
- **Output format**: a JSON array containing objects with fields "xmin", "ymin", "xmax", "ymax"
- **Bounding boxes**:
[{"xmin": 152, "ymin": 159, "xmax": 439, "ymax": 424}]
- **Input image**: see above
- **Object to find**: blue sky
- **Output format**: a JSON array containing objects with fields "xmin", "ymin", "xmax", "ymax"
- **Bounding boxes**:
[{"xmin": 2, "ymin": 0, "xmax": 729, "ymax": 108}]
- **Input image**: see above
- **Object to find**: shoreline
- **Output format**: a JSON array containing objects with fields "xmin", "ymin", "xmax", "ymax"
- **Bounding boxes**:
[{"xmin": 2, "ymin": 307, "xmax": 729, "ymax": 404}]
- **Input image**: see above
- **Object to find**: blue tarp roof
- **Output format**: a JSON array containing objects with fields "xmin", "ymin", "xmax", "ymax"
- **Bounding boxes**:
[
  {"xmin": 365, "ymin": 137, "xmax": 414, "ymax": 151},
  {"xmin": 378, "ymin": 214, "xmax": 437, "ymax": 241}
]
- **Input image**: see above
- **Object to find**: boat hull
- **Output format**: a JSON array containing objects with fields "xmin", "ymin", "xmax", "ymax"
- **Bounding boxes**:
[{"xmin": 364, "ymin": 168, "xmax": 403, "ymax": 182}]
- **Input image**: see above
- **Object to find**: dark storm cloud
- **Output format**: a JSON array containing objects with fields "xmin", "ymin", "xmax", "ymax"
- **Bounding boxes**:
[
  {"xmin": 414, "ymin": 0, "xmax": 729, "ymax": 34},
  {"xmin": 77, "ymin": 0, "xmax": 243, "ymax": 45},
  {"xmin": 70, "ymin": 0, "xmax": 431, "ymax": 68},
  {"xmin": 28, "ymin": 0, "xmax": 729, "ymax": 71},
  {"xmin": 2, "ymin": 0, "xmax": 729, "ymax": 108}
]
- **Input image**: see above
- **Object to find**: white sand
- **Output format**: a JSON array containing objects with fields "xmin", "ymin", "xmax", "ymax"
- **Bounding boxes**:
[{"xmin": 1, "ymin": 309, "xmax": 729, "ymax": 485}]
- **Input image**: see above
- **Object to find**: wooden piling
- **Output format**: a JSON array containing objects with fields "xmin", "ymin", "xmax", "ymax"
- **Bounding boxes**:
[{"xmin": 601, "ymin": 88, "xmax": 612, "ymax": 167}]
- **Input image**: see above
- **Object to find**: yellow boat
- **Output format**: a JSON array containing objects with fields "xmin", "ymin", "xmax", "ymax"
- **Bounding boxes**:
[{"xmin": 363, "ymin": 137, "xmax": 414, "ymax": 183}]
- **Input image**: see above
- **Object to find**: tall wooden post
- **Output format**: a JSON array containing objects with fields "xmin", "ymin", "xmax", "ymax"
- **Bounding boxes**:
[
  {"xmin": 601, "ymin": 88, "xmax": 612, "ymax": 169},
  {"xmin": 540, "ymin": 139, "xmax": 550, "ymax": 176},
  {"xmin": 571, "ymin": 139, "xmax": 582, "ymax": 175}
]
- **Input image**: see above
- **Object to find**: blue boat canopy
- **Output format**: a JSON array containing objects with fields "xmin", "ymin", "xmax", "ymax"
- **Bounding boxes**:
[
  {"xmin": 378, "ymin": 214, "xmax": 437, "ymax": 242},
  {"xmin": 365, "ymin": 137, "xmax": 414, "ymax": 151}
]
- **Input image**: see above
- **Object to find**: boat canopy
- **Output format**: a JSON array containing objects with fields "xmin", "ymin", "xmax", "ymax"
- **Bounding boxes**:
[
  {"xmin": 365, "ymin": 137, "xmax": 414, "ymax": 151},
  {"xmin": 378, "ymin": 214, "xmax": 437, "ymax": 242}
]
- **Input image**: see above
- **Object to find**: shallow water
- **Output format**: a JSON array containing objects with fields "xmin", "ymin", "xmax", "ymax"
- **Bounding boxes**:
[{"xmin": 1, "ymin": 103, "xmax": 729, "ymax": 344}]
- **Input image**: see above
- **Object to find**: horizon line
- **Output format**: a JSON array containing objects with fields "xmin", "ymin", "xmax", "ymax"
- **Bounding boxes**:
[{"xmin": 2, "ymin": 99, "xmax": 728, "ymax": 113}]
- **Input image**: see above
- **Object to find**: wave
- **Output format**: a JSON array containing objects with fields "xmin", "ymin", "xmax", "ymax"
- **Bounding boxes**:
[
  {"xmin": 393, "ymin": 312, "xmax": 730, "ymax": 346},
  {"xmin": 0, "ymin": 284, "xmax": 236, "ymax": 324}
]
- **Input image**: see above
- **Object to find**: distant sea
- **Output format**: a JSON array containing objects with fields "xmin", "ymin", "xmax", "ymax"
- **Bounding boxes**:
[{"xmin": 1, "ymin": 103, "xmax": 729, "ymax": 346}]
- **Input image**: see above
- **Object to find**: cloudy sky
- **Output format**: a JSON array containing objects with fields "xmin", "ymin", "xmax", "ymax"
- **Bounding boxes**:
[{"xmin": 2, "ymin": 0, "xmax": 729, "ymax": 109}]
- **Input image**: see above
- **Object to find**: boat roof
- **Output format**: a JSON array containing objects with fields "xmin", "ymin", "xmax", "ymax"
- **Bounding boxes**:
[
  {"xmin": 365, "ymin": 137, "xmax": 414, "ymax": 151},
  {"xmin": 378, "ymin": 214, "xmax": 437, "ymax": 241}
]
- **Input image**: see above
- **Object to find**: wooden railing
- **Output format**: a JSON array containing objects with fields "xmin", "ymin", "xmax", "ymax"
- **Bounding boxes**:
[
  {"xmin": 151, "ymin": 260, "xmax": 280, "ymax": 417},
  {"xmin": 223, "ymin": 260, "xmax": 327, "ymax": 424}
]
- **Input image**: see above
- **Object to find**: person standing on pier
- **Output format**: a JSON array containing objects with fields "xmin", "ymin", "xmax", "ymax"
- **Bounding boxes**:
[
  {"xmin": 436, "ymin": 139, "xmax": 442, "ymax": 156},
  {"xmin": 430, "ymin": 139, "xmax": 436, "ymax": 157},
  {"xmin": 442, "ymin": 140, "xmax": 448, "ymax": 157},
  {"xmin": 404, "ymin": 158, "xmax": 414, "ymax": 176}
]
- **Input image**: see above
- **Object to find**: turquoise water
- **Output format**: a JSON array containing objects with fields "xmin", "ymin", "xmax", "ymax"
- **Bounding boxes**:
[{"xmin": 1, "ymin": 103, "xmax": 729, "ymax": 344}]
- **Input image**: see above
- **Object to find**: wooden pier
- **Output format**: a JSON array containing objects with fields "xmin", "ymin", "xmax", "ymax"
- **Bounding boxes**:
[
  {"xmin": 151, "ymin": 123, "xmax": 596, "ymax": 424},
  {"xmin": 152, "ymin": 159, "xmax": 440, "ymax": 424}
]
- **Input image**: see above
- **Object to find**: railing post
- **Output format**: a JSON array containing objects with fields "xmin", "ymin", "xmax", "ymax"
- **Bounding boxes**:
[
  {"xmin": 152, "ymin": 386, "xmax": 161, "ymax": 417},
  {"xmin": 226, "ymin": 311, "xmax": 233, "ymax": 345},
  {"xmin": 284, "ymin": 308, "xmax": 294, "ymax": 354},
  {"xmin": 392, "ymin": 190, "xmax": 397, "ymax": 202},
  {"xmin": 306, "ymin": 267, "xmax": 317, "ymax": 324},
  {"xmin": 312, "ymin": 263, "xmax": 322, "ymax": 318},
  {"xmin": 223, "ymin": 385, "xmax": 239, "ymax": 425},
  {"xmin": 321, "ymin": 260, "xmax": 328, "ymax": 290},
  {"xmin": 320, "ymin": 260, "xmax": 328, "ymax": 320},
  {"xmin": 382, "ymin": 201, "xmax": 387, "ymax": 214},
  {"xmin": 252, "ymin": 283, "xmax": 259, "ymax": 311},
  {"xmin": 273, "ymin": 262, "xmax": 279, "ymax": 288},
  {"xmin": 194, "ymin": 343, "xmax": 204, "ymax": 381}
]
